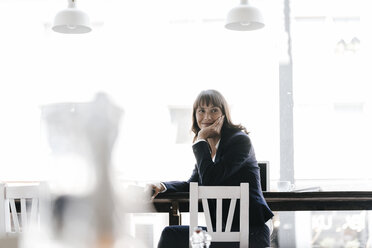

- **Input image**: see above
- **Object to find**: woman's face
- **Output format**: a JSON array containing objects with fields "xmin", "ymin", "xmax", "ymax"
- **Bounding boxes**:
[{"xmin": 195, "ymin": 103, "xmax": 223, "ymax": 129}]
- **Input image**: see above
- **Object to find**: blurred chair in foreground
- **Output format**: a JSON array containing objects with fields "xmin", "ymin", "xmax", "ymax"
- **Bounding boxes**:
[{"xmin": 0, "ymin": 183, "xmax": 41, "ymax": 235}]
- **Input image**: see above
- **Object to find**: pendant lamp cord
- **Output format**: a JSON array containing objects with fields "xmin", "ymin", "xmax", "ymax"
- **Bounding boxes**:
[{"xmin": 68, "ymin": 0, "xmax": 76, "ymax": 8}]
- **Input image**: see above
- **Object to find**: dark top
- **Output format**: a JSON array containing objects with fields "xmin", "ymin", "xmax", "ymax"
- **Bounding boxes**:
[{"xmin": 163, "ymin": 127, "xmax": 274, "ymax": 229}]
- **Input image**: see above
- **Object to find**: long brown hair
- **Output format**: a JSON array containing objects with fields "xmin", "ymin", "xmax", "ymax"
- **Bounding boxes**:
[{"xmin": 191, "ymin": 89, "xmax": 248, "ymax": 142}]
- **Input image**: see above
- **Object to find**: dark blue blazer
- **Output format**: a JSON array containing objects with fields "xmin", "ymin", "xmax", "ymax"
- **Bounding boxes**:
[{"xmin": 163, "ymin": 127, "xmax": 274, "ymax": 229}]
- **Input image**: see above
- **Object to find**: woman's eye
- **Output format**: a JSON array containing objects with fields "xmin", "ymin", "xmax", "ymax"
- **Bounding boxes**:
[
  {"xmin": 198, "ymin": 109, "xmax": 204, "ymax": 113},
  {"xmin": 212, "ymin": 108, "xmax": 218, "ymax": 113}
]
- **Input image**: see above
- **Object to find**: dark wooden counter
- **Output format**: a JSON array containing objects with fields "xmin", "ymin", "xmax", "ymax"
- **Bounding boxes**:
[
  {"xmin": 263, "ymin": 191, "xmax": 372, "ymax": 211},
  {"xmin": 152, "ymin": 191, "xmax": 372, "ymax": 225}
]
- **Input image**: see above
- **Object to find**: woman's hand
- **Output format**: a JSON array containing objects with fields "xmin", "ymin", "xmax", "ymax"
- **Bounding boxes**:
[
  {"xmin": 148, "ymin": 182, "xmax": 165, "ymax": 200},
  {"xmin": 197, "ymin": 115, "xmax": 224, "ymax": 140}
]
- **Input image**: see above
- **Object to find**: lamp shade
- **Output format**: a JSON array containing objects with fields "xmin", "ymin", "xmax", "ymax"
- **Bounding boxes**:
[
  {"xmin": 52, "ymin": 0, "xmax": 91, "ymax": 34},
  {"xmin": 225, "ymin": 3, "xmax": 264, "ymax": 31}
]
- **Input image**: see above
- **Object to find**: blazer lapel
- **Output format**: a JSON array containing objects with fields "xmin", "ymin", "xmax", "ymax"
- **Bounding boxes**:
[
  {"xmin": 214, "ymin": 137, "xmax": 226, "ymax": 163},
  {"xmin": 215, "ymin": 128, "xmax": 235, "ymax": 163}
]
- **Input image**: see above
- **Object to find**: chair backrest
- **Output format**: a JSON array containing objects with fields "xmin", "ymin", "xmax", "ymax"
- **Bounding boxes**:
[
  {"xmin": 0, "ymin": 183, "xmax": 40, "ymax": 234},
  {"xmin": 189, "ymin": 182, "xmax": 249, "ymax": 248},
  {"xmin": 258, "ymin": 161, "xmax": 270, "ymax": 192}
]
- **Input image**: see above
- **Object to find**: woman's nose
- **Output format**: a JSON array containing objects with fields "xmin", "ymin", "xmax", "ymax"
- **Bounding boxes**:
[{"xmin": 204, "ymin": 113, "xmax": 212, "ymax": 120}]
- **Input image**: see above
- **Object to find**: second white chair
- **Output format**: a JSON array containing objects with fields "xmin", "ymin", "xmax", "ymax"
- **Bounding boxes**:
[
  {"xmin": 0, "ymin": 183, "xmax": 41, "ymax": 234},
  {"xmin": 189, "ymin": 182, "xmax": 249, "ymax": 248}
]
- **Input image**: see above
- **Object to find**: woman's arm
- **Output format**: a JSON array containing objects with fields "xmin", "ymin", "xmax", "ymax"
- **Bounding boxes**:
[{"xmin": 162, "ymin": 166, "xmax": 199, "ymax": 193}]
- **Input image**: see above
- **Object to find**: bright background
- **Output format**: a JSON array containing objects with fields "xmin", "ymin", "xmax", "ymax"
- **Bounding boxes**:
[{"xmin": 0, "ymin": 0, "xmax": 371, "ymax": 190}]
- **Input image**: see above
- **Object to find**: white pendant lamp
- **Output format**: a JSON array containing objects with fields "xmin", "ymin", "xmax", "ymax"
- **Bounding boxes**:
[
  {"xmin": 225, "ymin": 0, "xmax": 264, "ymax": 31},
  {"xmin": 52, "ymin": 0, "xmax": 91, "ymax": 34}
]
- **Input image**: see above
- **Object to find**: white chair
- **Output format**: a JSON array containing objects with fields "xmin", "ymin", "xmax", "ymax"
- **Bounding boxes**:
[
  {"xmin": 189, "ymin": 182, "xmax": 249, "ymax": 248},
  {"xmin": 0, "ymin": 183, "xmax": 41, "ymax": 234}
]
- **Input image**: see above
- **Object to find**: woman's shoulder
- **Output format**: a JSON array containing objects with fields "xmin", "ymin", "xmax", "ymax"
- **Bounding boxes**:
[
  {"xmin": 223, "ymin": 128, "xmax": 250, "ymax": 141},
  {"xmin": 220, "ymin": 128, "xmax": 252, "ymax": 153}
]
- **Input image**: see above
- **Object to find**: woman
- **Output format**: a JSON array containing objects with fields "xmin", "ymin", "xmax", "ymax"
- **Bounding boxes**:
[{"xmin": 152, "ymin": 89, "xmax": 273, "ymax": 248}]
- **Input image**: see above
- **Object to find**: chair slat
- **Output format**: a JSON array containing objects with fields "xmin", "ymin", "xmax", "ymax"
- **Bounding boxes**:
[
  {"xmin": 202, "ymin": 199, "xmax": 213, "ymax": 233},
  {"xmin": 6, "ymin": 185, "xmax": 40, "ymax": 199},
  {"xmin": 210, "ymin": 232, "xmax": 240, "ymax": 241},
  {"xmin": 21, "ymin": 198, "xmax": 27, "ymax": 231},
  {"xmin": 216, "ymin": 199, "xmax": 222, "ymax": 232},
  {"xmin": 9, "ymin": 199, "xmax": 20, "ymax": 232},
  {"xmin": 225, "ymin": 198, "xmax": 237, "ymax": 232},
  {"xmin": 189, "ymin": 182, "xmax": 199, "ymax": 240},
  {"xmin": 199, "ymin": 187, "xmax": 240, "ymax": 198},
  {"xmin": 4, "ymin": 199, "xmax": 11, "ymax": 232},
  {"xmin": 240, "ymin": 183, "xmax": 249, "ymax": 248},
  {"xmin": 30, "ymin": 198, "xmax": 38, "ymax": 224},
  {"xmin": 0, "ymin": 184, "xmax": 5, "ymax": 233}
]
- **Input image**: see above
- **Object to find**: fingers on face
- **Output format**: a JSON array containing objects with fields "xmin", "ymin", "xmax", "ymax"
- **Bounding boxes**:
[
  {"xmin": 213, "ymin": 116, "xmax": 223, "ymax": 126},
  {"xmin": 218, "ymin": 116, "xmax": 224, "ymax": 126}
]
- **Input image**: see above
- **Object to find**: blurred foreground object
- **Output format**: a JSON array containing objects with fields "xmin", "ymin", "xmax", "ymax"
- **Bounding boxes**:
[
  {"xmin": 190, "ymin": 227, "xmax": 211, "ymax": 248},
  {"xmin": 0, "ymin": 183, "xmax": 42, "ymax": 234},
  {"xmin": 36, "ymin": 93, "xmax": 151, "ymax": 248}
]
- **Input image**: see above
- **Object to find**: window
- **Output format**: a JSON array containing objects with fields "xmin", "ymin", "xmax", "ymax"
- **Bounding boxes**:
[{"xmin": 0, "ymin": 0, "xmax": 279, "ymax": 183}]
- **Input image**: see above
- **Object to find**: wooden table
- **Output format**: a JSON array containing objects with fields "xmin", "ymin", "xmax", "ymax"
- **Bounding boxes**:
[{"xmin": 153, "ymin": 191, "xmax": 372, "ymax": 225}]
